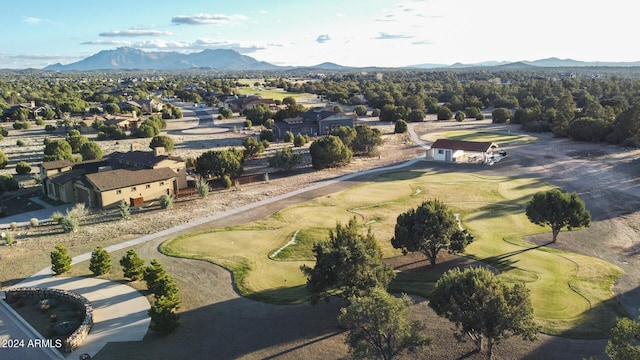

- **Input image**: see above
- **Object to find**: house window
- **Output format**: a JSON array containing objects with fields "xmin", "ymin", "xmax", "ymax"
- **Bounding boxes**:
[
  {"xmin": 131, "ymin": 186, "xmax": 136, "ymax": 192},
  {"xmin": 146, "ymin": 184, "xmax": 151, "ymax": 189},
  {"xmin": 438, "ymin": 149, "xmax": 444, "ymax": 154},
  {"xmin": 116, "ymin": 189, "xmax": 122, "ymax": 195}
]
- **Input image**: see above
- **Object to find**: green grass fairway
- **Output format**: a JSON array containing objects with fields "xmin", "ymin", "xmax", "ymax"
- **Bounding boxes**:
[
  {"xmin": 234, "ymin": 86, "xmax": 309, "ymax": 102},
  {"xmin": 442, "ymin": 130, "xmax": 538, "ymax": 145},
  {"xmin": 160, "ymin": 171, "xmax": 625, "ymax": 338}
]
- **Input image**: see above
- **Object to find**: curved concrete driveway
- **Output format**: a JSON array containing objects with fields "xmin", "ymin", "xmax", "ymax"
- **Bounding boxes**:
[{"xmin": 2, "ymin": 268, "xmax": 150, "ymax": 359}]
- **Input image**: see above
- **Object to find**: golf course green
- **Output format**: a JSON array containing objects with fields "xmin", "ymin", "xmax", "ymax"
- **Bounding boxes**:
[{"xmin": 160, "ymin": 170, "xmax": 625, "ymax": 338}]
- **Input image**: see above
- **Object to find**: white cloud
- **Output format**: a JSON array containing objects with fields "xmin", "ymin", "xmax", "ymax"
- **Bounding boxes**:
[
  {"xmin": 82, "ymin": 40, "xmax": 131, "ymax": 46},
  {"xmin": 100, "ymin": 29, "xmax": 173, "ymax": 37},
  {"xmin": 375, "ymin": 32, "xmax": 413, "ymax": 40},
  {"xmin": 133, "ymin": 40, "xmax": 191, "ymax": 49},
  {"xmin": 316, "ymin": 34, "xmax": 331, "ymax": 43},
  {"xmin": 171, "ymin": 14, "xmax": 248, "ymax": 26}
]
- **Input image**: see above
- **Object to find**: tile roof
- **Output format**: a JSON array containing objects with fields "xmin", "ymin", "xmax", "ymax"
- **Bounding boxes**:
[
  {"xmin": 430, "ymin": 139, "xmax": 497, "ymax": 152},
  {"xmin": 84, "ymin": 168, "xmax": 176, "ymax": 191}
]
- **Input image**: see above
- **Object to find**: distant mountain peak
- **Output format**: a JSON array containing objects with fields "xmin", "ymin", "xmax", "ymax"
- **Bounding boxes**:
[{"xmin": 44, "ymin": 47, "xmax": 282, "ymax": 71}]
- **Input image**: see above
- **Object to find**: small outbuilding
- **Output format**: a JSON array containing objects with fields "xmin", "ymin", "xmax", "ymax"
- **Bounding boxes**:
[{"xmin": 427, "ymin": 139, "xmax": 500, "ymax": 164}]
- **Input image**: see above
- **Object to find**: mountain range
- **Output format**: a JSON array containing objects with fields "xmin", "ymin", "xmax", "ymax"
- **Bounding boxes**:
[{"xmin": 43, "ymin": 47, "xmax": 640, "ymax": 72}]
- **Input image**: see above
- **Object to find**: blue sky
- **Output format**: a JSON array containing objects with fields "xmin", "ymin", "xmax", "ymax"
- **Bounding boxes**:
[{"xmin": 1, "ymin": 0, "xmax": 636, "ymax": 69}]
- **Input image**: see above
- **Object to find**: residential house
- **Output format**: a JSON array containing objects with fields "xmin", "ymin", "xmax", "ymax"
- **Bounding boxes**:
[
  {"xmin": 2, "ymin": 101, "xmax": 45, "ymax": 121},
  {"xmin": 272, "ymin": 107, "xmax": 355, "ymax": 139},
  {"xmin": 40, "ymin": 149, "xmax": 187, "ymax": 209},
  {"xmin": 84, "ymin": 168, "xmax": 177, "ymax": 208},
  {"xmin": 108, "ymin": 148, "xmax": 188, "ymax": 189},
  {"xmin": 138, "ymin": 99, "xmax": 164, "ymax": 114},
  {"xmin": 427, "ymin": 139, "xmax": 499, "ymax": 163}
]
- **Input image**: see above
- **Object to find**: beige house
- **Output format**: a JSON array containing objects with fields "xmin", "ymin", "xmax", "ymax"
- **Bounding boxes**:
[
  {"xmin": 85, "ymin": 168, "xmax": 177, "ymax": 208},
  {"xmin": 41, "ymin": 149, "xmax": 186, "ymax": 209},
  {"xmin": 109, "ymin": 148, "xmax": 188, "ymax": 189}
]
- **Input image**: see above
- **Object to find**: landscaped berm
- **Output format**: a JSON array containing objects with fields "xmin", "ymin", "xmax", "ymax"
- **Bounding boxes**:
[{"xmin": 161, "ymin": 170, "xmax": 626, "ymax": 339}]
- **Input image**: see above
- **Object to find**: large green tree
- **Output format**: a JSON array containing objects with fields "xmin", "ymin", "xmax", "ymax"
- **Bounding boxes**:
[
  {"xmin": 606, "ymin": 315, "xmax": 640, "ymax": 360},
  {"xmin": 338, "ymin": 287, "xmax": 431, "ymax": 360},
  {"xmin": 149, "ymin": 135, "xmax": 174, "ymax": 151},
  {"xmin": 43, "ymin": 139, "xmax": 73, "ymax": 161},
  {"xmin": 525, "ymin": 188, "xmax": 591, "ymax": 242},
  {"xmin": 268, "ymin": 147, "xmax": 302, "ymax": 171},
  {"xmin": 430, "ymin": 267, "xmax": 539, "ymax": 360},
  {"xmin": 195, "ymin": 149, "xmax": 244, "ymax": 179},
  {"xmin": 351, "ymin": 124, "xmax": 384, "ymax": 156},
  {"xmin": 391, "ymin": 200, "xmax": 473, "ymax": 266},
  {"xmin": 309, "ymin": 135, "xmax": 352, "ymax": 170},
  {"xmin": 80, "ymin": 141, "xmax": 103, "ymax": 160},
  {"xmin": 330, "ymin": 126, "xmax": 357, "ymax": 148},
  {"xmin": 65, "ymin": 129, "xmax": 89, "ymax": 153},
  {"xmin": 300, "ymin": 218, "xmax": 395, "ymax": 303},
  {"xmin": 243, "ymin": 103, "xmax": 274, "ymax": 126}
]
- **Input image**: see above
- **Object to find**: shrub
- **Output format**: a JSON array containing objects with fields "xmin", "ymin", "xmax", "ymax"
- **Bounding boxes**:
[
  {"xmin": 196, "ymin": 178, "xmax": 209, "ymax": 198},
  {"xmin": 353, "ymin": 105, "xmax": 367, "ymax": 117},
  {"xmin": 437, "ymin": 106, "xmax": 453, "ymax": 120},
  {"xmin": 89, "ymin": 246, "xmax": 112, "ymax": 276},
  {"xmin": 159, "ymin": 194, "xmax": 174, "ymax": 209},
  {"xmin": 455, "ymin": 111, "xmax": 465, "ymax": 122},
  {"xmin": 50, "ymin": 243, "xmax": 72, "ymax": 275},
  {"xmin": 243, "ymin": 119, "xmax": 252, "ymax": 128},
  {"xmin": 5, "ymin": 231, "xmax": 14, "ymax": 245},
  {"xmin": 62, "ymin": 215, "xmax": 78, "ymax": 233},
  {"xmin": 372, "ymin": 109, "xmax": 381, "ymax": 117},
  {"xmin": 16, "ymin": 161, "xmax": 32, "ymax": 175},
  {"xmin": 35, "ymin": 118, "xmax": 45, "ymax": 126},
  {"xmin": 283, "ymin": 131, "xmax": 294, "ymax": 142},
  {"xmin": 68, "ymin": 203, "xmax": 89, "ymax": 219},
  {"xmin": 9, "ymin": 222, "xmax": 17, "ymax": 230},
  {"xmin": 293, "ymin": 133, "xmax": 307, "ymax": 147},
  {"xmin": 476, "ymin": 113, "xmax": 485, "ymax": 120},
  {"xmin": 118, "ymin": 200, "xmax": 130, "ymax": 219},
  {"xmin": 51, "ymin": 211, "xmax": 65, "ymax": 224},
  {"xmin": 221, "ymin": 175, "xmax": 232, "ymax": 189},
  {"xmin": 120, "ymin": 249, "xmax": 145, "ymax": 281},
  {"xmin": 149, "ymin": 296, "xmax": 180, "ymax": 333},
  {"xmin": 30, "ymin": 218, "xmax": 39, "ymax": 227},
  {"xmin": 0, "ymin": 151, "xmax": 7, "ymax": 169},
  {"xmin": 45, "ymin": 124, "xmax": 56, "ymax": 132},
  {"xmin": 622, "ymin": 137, "xmax": 640, "ymax": 148},
  {"xmin": 268, "ymin": 147, "xmax": 302, "ymax": 171},
  {"xmin": 259, "ymin": 129, "xmax": 274, "ymax": 142},
  {"xmin": 394, "ymin": 120, "xmax": 408, "ymax": 133},
  {"xmin": 16, "ymin": 139, "xmax": 25, "ymax": 146},
  {"xmin": 0, "ymin": 127, "xmax": 7, "ymax": 137}
]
